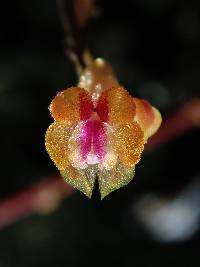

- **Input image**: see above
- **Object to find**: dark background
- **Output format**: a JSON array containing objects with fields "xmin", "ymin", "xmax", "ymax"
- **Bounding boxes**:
[{"xmin": 0, "ymin": 0, "xmax": 200, "ymax": 266}]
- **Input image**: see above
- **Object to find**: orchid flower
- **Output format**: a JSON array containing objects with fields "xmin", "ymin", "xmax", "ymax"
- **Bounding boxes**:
[{"xmin": 45, "ymin": 58, "xmax": 162, "ymax": 199}]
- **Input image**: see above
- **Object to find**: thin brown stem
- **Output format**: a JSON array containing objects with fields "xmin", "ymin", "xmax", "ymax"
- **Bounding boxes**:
[{"xmin": 57, "ymin": 0, "xmax": 95, "ymax": 72}]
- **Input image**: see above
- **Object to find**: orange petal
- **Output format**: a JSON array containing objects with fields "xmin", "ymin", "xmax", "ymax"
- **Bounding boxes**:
[
  {"xmin": 96, "ymin": 86, "xmax": 136, "ymax": 123},
  {"xmin": 45, "ymin": 122, "xmax": 95, "ymax": 197},
  {"xmin": 111, "ymin": 122, "xmax": 144, "ymax": 168},
  {"xmin": 133, "ymin": 98, "xmax": 162, "ymax": 141},
  {"xmin": 97, "ymin": 121, "xmax": 144, "ymax": 199},
  {"xmin": 49, "ymin": 87, "xmax": 93, "ymax": 123},
  {"xmin": 45, "ymin": 122, "xmax": 72, "ymax": 171}
]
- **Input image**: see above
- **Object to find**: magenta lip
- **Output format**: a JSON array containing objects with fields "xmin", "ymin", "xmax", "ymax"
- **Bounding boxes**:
[{"xmin": 79, "ymin": 119, "xmax": 107, "ymax": 163}]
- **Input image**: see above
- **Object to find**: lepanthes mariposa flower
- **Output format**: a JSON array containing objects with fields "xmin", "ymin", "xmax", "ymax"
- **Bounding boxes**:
[{"xmin": 45, "ymin": 58, "xmax": 162, "ymax": 198}]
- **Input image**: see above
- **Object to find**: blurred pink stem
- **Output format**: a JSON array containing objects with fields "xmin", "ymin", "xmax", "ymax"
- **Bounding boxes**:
[
  {"xmin": 146, "ymin": 98, "xmax": 200, "ymax": 151},
  {"xmin": 0, "ymin": 177, "xmax": 74, "ymax": 228},
  {"xmin": 0, "ymin": 98, "xmax": 199, "ymax": 229}
]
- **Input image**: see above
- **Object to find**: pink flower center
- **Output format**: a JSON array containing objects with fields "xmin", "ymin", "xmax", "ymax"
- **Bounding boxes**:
[{"xmin": 79, "ymin": 115, "xmax": 107, "ymax": 165}]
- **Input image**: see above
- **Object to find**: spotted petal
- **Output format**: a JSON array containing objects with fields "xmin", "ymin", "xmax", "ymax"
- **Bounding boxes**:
[
  {"xmin": 96, "ymin": 86, "xmax": 136, "ymax": 123},
  {"xmin": 97, "ymin": 120, "xmax": 144, "ymax": 198},
  {"xmin": 49, "ymin": 86, "xmax": 93, "ymax": 123},
  {"xmin": 45, "ymin": 122, "xmax": 96, "ymax": 197},
  {"xmin": 112, "ymin": 122, "xmax": 144, "ymax": 167}
]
